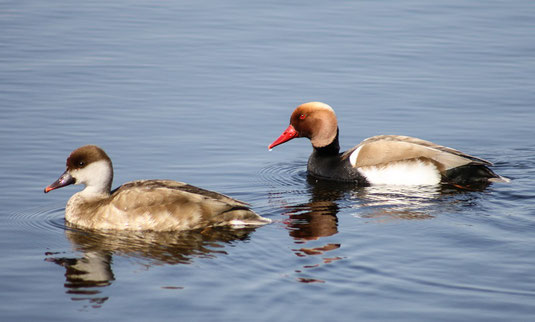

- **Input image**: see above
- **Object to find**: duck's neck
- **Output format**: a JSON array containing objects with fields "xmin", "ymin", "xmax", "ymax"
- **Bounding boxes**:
[
  {"xmin": 307, "ymin": 128, "xmax": 367, "ymax": 183},
  {"xmin": 312, "ymin": 128, "xmax": 340, "ymax": 156},
  {"xmin": 65, "ymin": 184, "xmax": 110, "ymax": 226},
  {"xmin": 80, "ymin": 185, "xmax": 111, "ymax": 197}
]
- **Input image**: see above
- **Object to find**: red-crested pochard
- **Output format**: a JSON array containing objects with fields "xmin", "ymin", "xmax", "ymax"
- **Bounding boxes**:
[
  {"xmin": 269, "ymin": 102, "xmax": 509, "ymax": 188},
  {"xmin": 45, "ymin": 145, "xmax": 271, "ymax": 231}
]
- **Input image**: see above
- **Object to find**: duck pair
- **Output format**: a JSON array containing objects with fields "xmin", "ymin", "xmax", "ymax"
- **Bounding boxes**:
[{"xmin": 45, "ymin": 102, "xmax": 508, "ymax": 231}]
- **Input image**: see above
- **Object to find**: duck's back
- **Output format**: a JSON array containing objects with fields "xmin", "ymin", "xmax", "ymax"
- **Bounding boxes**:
[{"xmin": 67, "ymin": 180, "xmax": 269, "ymax": 231}]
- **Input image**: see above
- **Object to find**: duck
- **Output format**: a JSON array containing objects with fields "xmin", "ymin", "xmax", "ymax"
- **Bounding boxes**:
[
  {"xmin": 268, "ymin": 102, "xmax": 509, "ymax": 188},
  {"xmin": 44, "ymin": 145, "xmax": 271, "ymax": 231}
]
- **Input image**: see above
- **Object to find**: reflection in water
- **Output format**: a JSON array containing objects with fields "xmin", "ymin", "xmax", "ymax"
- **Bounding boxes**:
[
  {"xmin": 284, "ymin": 175, "xmax": 359, "ymax": 240},
  {"xmin": 275, "ymin": 176, "xmax": 357, "ymax": 283},
  {"xmin": 275, "ymin": 174, "xmax": 478, "ymax": 283},
  {"xmin": 352, "ymin": 184, "xmax": 442, "ymax": 221},
  {"xmin": 284, "ymin": 201, "xmax": 339, "ymax": 240},
  {"xmin": 45, "ymin": 251, "xmax": 113, "ymax": 308},
  {"xmin": 352, "ymin": 183, "xmax": 481, "ymax": 221},
  {"xmin": 45, "ymin": 224, "xmax": 257, "ymax": 308}
]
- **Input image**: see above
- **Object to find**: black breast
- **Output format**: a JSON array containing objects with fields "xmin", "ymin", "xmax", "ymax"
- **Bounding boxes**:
[{"xmin": 307, "ymin": 151, "xmax": 368, "ymax": 184}]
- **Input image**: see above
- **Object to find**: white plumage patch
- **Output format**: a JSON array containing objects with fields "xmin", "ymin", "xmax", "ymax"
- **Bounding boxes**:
[
  {"xmin": 357, "ymin": 159, "xmax": 441, "ymax": 185},
  {"xmin": 71, "ymin": 159, "xmax": 113, "ymax": 195},
  {"xmin": 228, "ymin": 220, "xmax": 247, "ymax": 228},
  {"xmin": 349, "ymin": 145, "xmax": 363, "ymax": 167}
]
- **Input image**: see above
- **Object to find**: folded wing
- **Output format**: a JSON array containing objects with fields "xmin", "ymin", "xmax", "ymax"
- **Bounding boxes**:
[{"xmin": 343, "ymin": 135, "xmax": 492, "ymax": 171}]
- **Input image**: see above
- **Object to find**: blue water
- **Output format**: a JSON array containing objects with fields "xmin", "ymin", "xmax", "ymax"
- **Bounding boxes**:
[{"xmin": 1, "ymin": 0, "xmax": 535, "ymax": 321}]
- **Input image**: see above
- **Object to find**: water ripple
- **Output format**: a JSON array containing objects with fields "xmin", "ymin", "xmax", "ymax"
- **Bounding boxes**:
[
  {"xmin": 8, "ymin": 204, "xmax": 66, "ymax": 233},
  {"xmin": 257, "ymin": 161, "xmax": 311, "ymax": 210},
  {"xmin": 257, "ymin": 161, "xmax": 308, "ymax": 189}
]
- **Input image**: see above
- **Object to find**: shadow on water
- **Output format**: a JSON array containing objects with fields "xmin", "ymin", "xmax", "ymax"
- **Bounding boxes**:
[{"xmin": 45, "ymin": 224, "xmax": 258, "ymax": 308}]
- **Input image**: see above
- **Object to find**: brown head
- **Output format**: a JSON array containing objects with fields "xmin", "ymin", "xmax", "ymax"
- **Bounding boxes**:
[
  {"xmin": 44, "ymin": 145, "xmax": 113, "ymax": 194},
  {"xmin": 269, "ymin": 102, "xmax": 338, "ymax": 149}
]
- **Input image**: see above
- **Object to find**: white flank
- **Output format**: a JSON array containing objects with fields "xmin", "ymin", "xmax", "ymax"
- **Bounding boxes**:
[{"xmin": 358, "ymin": 160, "xmax": 441, "ymax": 185}]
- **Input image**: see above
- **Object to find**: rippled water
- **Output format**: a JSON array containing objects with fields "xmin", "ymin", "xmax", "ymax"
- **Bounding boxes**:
[{"xmin": 1, "ymin": 0, "xmax": 535, "ymax": 321}]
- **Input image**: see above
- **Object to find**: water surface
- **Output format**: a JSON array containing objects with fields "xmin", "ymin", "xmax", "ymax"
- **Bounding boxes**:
[{"xmin": 1, "ymin": 0, "xmax": 535, "ymax": 321}]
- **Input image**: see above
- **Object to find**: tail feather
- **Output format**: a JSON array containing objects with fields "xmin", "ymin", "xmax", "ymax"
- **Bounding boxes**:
[
  {"xmin": 488, "ymin": 175, "xmax": 511, "ymax": 183},
  {"xmin": 443, "ymin": 164, "xmax": 510, "ymax": 187},
  {"xmin": 221, "ymin": 208, "xmax": 272, "ymax": 227}
]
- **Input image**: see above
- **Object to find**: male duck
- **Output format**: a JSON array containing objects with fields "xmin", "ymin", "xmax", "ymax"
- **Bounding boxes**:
[{"xmin": 269, "ymin": 102, "xmax": 509, "ymax": 188}]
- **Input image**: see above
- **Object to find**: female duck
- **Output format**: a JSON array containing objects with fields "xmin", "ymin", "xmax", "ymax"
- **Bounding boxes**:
[
  {"xmin": 269, "ymin": 102, "xmax": 509, "ymax": 188},
  {"xmin": 45, "ymin": 145, "xmax": 271, "ymax": 231}
]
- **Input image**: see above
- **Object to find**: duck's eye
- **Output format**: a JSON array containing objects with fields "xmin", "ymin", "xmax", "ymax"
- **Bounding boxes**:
[
  {"xmin": 78, "ymin": 161, "xmax": 85, "ymax": 167},
  {"xmin": 299, "ymin": 114, "xmax": 306, "ymax": 120}
]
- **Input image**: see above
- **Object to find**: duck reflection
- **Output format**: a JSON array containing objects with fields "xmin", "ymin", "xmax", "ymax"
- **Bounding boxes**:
[
  {"xmin": 352, "ymin": 184, "xmax": 441, "ymax": 220},
  {"xmin": 352, "ymin": 182, "xmax": 483, "ymax": 221},
  {"xmin": 276, "ymin": 176, "xmax": 355, "ymax": 283},
  {"xmin": 278, "ymin": 175, "xmax": 477, "ymax": 283},
  {"xmin": 45, "ymin": 250, "xmax": 113, "ymax": 308},
  {"xmin": 281, "ymin": 175, "xmax": 482, "ymax": 238},
  {"xmin": 45, "ymin": 224, "xmax": 257, "ymax": 308},
  {"xmin": 283, "ymin": 176, "xmax": 356, "ymax": 240},
  {"xmin": 285, "ymin": 200, "xmax": 339, "ymax": 240}
]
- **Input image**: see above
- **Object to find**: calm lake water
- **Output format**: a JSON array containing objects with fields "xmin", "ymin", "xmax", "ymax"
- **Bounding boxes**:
[{"xmin": 1, "ymin": 0, "xmax": 535, "ymax": 321}]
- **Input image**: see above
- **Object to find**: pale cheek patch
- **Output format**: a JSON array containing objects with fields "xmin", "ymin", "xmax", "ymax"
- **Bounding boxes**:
[{"xmin": 358, "ymin": 160, "xmax": 441, "ymax": 185}]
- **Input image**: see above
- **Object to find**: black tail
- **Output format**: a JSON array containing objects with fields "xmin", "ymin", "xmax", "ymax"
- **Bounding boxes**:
[{"xmin": 443, "ymin": 164, "xmax": 509, "ymax": 189}]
